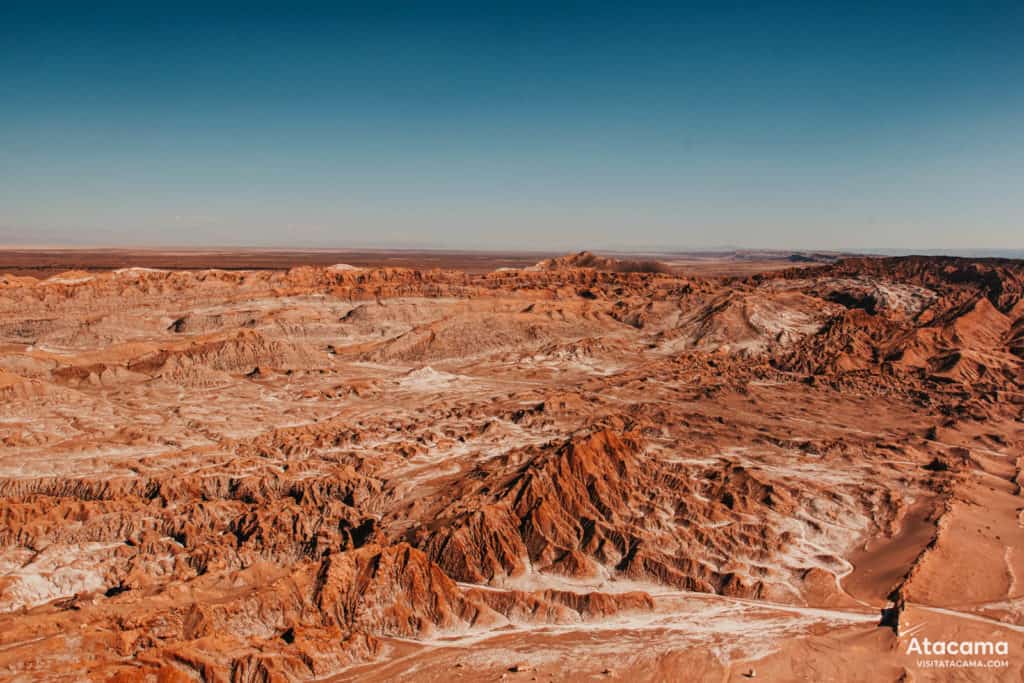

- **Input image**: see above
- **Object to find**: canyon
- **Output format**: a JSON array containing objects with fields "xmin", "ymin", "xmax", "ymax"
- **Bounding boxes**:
[{"xmin": 0, "ymin": 251, "xmax": 1021, "ymax": 681}]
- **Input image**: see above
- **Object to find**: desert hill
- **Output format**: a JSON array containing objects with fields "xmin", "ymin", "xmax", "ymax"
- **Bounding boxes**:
[{"xmin": 0, "ymin": 253, "xmax": 1021, "ymax": 680}]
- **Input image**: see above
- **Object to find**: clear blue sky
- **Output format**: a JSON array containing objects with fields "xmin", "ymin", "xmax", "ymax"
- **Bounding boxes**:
[{"xmin": 1, "ymin": 1, "xmax": 1022, "ymax": 250}]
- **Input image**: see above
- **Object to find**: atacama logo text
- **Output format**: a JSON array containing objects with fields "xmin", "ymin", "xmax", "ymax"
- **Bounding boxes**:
[{"xmin": 906, "ymin": 637, "xmax": 1009, "ymax": 669}]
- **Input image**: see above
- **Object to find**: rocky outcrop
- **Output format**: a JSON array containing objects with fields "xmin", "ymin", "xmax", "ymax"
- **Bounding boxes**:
[{"xmin": 0, "ymin": 254, "xmax": 1021, "ymax": 680}]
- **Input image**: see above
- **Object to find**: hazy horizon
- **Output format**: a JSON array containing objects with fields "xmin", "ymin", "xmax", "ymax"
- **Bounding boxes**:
[
  {"xmin": 2, "ymin": 2, "xmax": 1022, "ymax": 251},
  {"xmin": 4, "ymin": 242, "xmax": 1024, "ymax": 261}
]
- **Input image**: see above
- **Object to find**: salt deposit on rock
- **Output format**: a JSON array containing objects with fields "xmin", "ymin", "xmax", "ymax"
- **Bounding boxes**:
[{"xmin": 0, "ymin": 254, "xmax": 1021, "ymax": 680}]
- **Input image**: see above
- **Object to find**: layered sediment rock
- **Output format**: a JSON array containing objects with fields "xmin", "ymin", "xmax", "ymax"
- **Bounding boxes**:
[{"xmin": 0, "ymin": 254, "xmax": 1021, "ymax": 680}]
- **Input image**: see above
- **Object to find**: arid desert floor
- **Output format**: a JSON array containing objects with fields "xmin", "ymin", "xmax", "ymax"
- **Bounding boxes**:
[{"xmin": 0, "ymin": 250, "xmax": 1022, "ymax": 681}]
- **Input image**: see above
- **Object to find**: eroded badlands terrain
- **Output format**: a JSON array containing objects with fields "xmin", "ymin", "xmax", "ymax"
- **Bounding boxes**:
[{"xmin": 0, "ymin": 252, "xmax": 1022, "ymax": 681}]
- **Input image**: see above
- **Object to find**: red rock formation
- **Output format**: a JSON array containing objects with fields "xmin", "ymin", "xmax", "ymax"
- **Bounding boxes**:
[{"xmin": 0, "ymin": 254, "xmax": 1021, "ymax": 680}]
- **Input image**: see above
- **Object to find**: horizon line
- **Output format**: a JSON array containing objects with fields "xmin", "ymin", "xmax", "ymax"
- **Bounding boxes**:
[{"xmin": 2, "ymin": 243, "xmax": 1024, "ymax": 257}]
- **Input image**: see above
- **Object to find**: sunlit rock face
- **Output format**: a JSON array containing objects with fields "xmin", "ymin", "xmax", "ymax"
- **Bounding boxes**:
[{"xmin": 0, "ymin": 253, "xmax": 1022, "ymax": 681}]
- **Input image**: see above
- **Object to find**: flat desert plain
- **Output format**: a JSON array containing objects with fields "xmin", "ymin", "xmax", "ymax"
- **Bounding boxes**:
[{"xmin": 0, "ymin": 250, "xmax": 1022, "ymax": 681}]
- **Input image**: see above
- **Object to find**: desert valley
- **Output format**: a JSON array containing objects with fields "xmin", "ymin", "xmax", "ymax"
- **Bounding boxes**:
[{"xmin": 0, "ymin": 250, "xmax": 1021, "ymax": 681}]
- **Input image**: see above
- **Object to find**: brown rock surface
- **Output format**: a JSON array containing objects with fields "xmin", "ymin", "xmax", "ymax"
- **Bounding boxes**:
[{"xmin": 0, "ymin": 252, "xmax": 1022, "ymax": 681}]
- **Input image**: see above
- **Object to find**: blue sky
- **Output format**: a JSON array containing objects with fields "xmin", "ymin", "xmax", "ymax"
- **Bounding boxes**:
[{"xmin": 1, "ymin": 1, "xmax": 1022, "ymax": 250}]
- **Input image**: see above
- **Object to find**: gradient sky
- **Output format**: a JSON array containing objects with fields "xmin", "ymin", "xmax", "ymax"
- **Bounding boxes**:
[{"xmin": 1, "ymin": 1, "xmax": 1022, "ymax": 251}]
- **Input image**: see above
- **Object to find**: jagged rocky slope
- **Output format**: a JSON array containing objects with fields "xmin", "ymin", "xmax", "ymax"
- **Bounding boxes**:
[{"xmin": 0, "ymin": 254, "xmax": 1021, "ymax": 681}]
